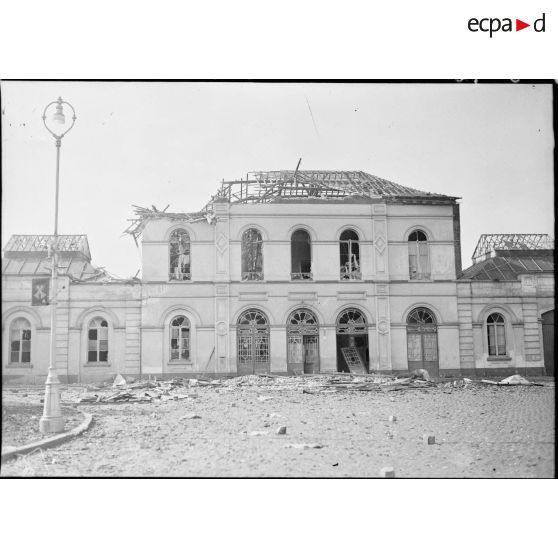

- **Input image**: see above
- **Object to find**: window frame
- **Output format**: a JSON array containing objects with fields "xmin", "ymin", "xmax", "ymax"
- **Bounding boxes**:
[
  {"xmin": 169, "ymin": 228, "xmax": 192, "ymax": 281},
  {"xmin": 241, "ymin": 228, "xmax": 264, "ymax": 281},
  {"xmin": 290, "ymin": 228, "xmax": 313, "ymax": 281},
  {"xmin": 487, "ymin": 313, "xmax": 507, "ymax": 357},
  {"xmin": 339, "ymin": 229, "xmax": 361, "ymax": 280},
  {"xmin": 170, "ymin": 315, "xmax": 191, "ymax": 362},
  {"xmin": 9, "ymin": 317, "xmax": 32, "ymax": 365},
  {"xmin": 408, "ymin": 229, "xmax": 430, "ymax": 280},
  {"xmin": 87, "ymin": 317, "xmax": 109, "ymax": 363}
]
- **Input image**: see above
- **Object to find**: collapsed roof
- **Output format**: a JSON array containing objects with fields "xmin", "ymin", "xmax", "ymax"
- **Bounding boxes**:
[
  {"xmin": 125, "ymin": 169, "xmax": 458, "ymax": 242},
  {"xmin": 2, "ymin": 234, "xmax": 138, "ymax": 284},
  {"xmin": 460, "ymin": 254, "xmax": 554, "ymax": 281},
  {"xmin": 461, "ymin": 234, "xmax": 554, "ymax": 281},
  {"xmin": 472, "ymin": 234, "xmax": 555, "ymax": 263}
]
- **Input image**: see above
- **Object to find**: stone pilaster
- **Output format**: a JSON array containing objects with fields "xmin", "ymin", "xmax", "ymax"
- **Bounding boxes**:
[{"xmin": 375, "ymin": 282, "xmax": 392, "ymax": 370}]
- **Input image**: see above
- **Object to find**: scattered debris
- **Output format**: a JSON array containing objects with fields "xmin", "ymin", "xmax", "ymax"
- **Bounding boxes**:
[
  {"xmin": 411, "ymin": 368, "xmax": 431, "ymax": 382},
  {"xmin": 380, "ymin": 377, "xmax": 436, "ymax": 391},
  {"xmin": 423, "ymin": 435, "xmax": 436, "ymax": 445},
  {"xmin": 284, "ymin": 443, "xmax": 324, "ymax": 449},
  {"xmin": 481, "ymin": 375, "xmax": 544, "ymax": 386},
  {"xmin": 112, "ymin": 374, "xmax": 127, "ymax": 388},
  {"xmin": 180, "ymin": 414, "xmax": 201, "ymax": 420},
  {"xmin": 78, "ymin": 392, "xmax": 152, "ymax": 404},
  {"xmin": 380, "ymin": 466, "xmax": 395, "ymax": 478}
]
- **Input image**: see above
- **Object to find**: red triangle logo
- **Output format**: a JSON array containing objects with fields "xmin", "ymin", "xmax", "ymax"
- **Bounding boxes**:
[{"xmin": 516, "ymin": 19, "xmax": 530, "ymax": 31}]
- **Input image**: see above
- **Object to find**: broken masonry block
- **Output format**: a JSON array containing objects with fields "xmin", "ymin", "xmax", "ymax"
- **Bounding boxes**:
[
  {"xmin": 276, "ymin": 425, "xmax": 287, "ymax": 435},
  {"xmin": 380, "ymin": 467, "xmax": 395, "ymax": 478},
  {"xmin": 423, "ymin": 435, "xmax": 435, "ymax": 445},
  {"xmin": 388, "ymin": 415, "xmax": 397, "ymax": 422}
]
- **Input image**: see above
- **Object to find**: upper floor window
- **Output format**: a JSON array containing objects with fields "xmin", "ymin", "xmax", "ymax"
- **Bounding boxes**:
[
  {"xmin": 340, "ymin": 229, "xmax": 361, "ymax": 280},
  {"xmin": 170, "ymin": 316, "xmax": 190, "ymax": 361},
  {"xmin": 169, "ymin": 229, "xmax": 191, "ymax": 281},
  {"xmin": 10, "ymin": 318, "xmax": 31, "ymax": 364},
  {"xmin": 408, "ymin": 230, "xmax": 430, "ymax": 280},
  {"xmin": 88, "ymin": 318, "xmax": 108, "ymax": 362},
  {"xmin": 291, "ymin": 229, "xmax": 312, "ymax": 280},
  {"xmin": 242, "ymin": 228, "xmax": 263, "ymax": 281},
  {"xmin": 487, "ymin": 313, "xmax": 506, "ymax": 356}
]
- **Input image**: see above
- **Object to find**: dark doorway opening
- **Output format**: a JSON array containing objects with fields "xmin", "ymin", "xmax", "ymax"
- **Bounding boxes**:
[
  {"xmin": 541, "ymin": 309, "xmax": 554, "ymax": 376},
  {"xmin": 336, "ymin": 308, "xmax": 369, "ymax": 373}
]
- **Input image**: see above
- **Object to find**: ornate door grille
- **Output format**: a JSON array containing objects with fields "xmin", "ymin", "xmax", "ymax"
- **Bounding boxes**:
[
  {"xmin": 237, "ymin": 310, "xmax": 270, "ymax": 374},
  {"xmin": 406, "ymin": 307, "xmax": 439, "ymax": 376},
  {"xmin": 287, "ymin": 309, "xmax": 319, "ymax": 374}
]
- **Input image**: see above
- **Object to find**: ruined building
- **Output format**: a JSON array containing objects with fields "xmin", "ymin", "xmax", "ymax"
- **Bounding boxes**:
[{"xmin": 2, "ymin": 170, "xmax": 554, "ymax": 383}]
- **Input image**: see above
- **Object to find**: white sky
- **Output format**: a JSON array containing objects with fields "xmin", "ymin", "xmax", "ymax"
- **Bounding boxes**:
[{"xmin": 1, "ymin": 81, "xmax": 554, "ymax": 277}]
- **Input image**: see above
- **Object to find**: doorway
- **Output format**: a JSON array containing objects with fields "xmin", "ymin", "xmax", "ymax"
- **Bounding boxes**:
[
  {"xmin": 287, "ymin": 309, "xmax": 319, "ymax": 374},
  {"xmin": 541, "ymin": 310, "xmax": 554, "ymax": 376},
  {"xmin": 406, "ymin": 307, "xmax": 439, "ymax": 377},
  {"xmin": 237, "ymin": 309, "xmax": 270, "ymax": 374},
  {"xmin": 336, "ymin": 308, "xmax": 369, "ymax": 373}
]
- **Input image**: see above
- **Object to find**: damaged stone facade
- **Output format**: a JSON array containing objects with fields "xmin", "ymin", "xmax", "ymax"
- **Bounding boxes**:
[{"xmin": 2, "ymin": 171, "xmax": 554, "ymax": 383}]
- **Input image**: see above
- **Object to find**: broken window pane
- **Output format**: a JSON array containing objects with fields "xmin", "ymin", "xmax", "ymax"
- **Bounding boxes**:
[
  {"xmin": 487, "ymin": 313, "xmax": 506, "ymax": 356},
  {"xmin": 408, "ymin": 229, "xmax": 430, "ymax": 279},
  {"xmin": 340, "ymin": 229, "xmax": 361, "ymax": 280},
  {"xmin": 170, "ymin": 315, "xmax": 190, "ymax": 361},
  {"xmin": 88, "ymin": 317, "xmax": 109, "ymax": 363},
  {"xmin": 291, "ymin": 229, "xmax": 312, "ymax": 280},
  {"xmin": 242, "ymin": 228, "xmax": 263, "ymax": 281},
  {"xmin": 169, "ymin": 229, "xmax": 191, "ymax": 280},
  {"xmin": 10, "ymin": 318, "xmax": 32, "ymax": 364}
]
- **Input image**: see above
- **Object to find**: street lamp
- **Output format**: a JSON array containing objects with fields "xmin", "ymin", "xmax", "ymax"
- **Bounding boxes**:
[{"xmin": 39, "ymin": 97, "xmax": 77, "ymax": 434}]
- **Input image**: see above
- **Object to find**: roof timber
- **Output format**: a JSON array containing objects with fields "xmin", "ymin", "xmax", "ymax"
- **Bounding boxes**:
[{"xmin": 125, "ymin": 169, "xmax": 458, "ymax": 241}]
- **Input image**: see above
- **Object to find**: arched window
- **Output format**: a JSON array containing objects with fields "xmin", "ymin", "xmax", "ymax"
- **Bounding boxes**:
[
  {"xmin": 169, "ymin": 229, "xmax": 191, "ymax": 280},
  {"xmin": 10, "ymin": 318, "xmax": 31, "ymax": 364},
  {"xmin": 340, "ymin": 229, "xmax": 361, "ymax": 280},
  {"xmin": 291, "ymin": 229, "xmax": 312, "ymax": 280},
  {"xmin": 88, "ymin": 318, "xmax": 108, "ymax": 362},
  {"xmin": 242, "ymin": 228, "xmax": 263, "ymax": 281},
  {"xmin": 337, "ymin": 308, "xmax": 367, "ymax": 334},
  {"xmin": 487, "ymin": 313, "xmax": 506, "ymax": 356},
  {"xmin": 170, "ymin": 316, "xmax": 190, "ymax": 361},
  {"xmin": 408, "ymin": 229, "xmax": 430, "ymax": 280}
]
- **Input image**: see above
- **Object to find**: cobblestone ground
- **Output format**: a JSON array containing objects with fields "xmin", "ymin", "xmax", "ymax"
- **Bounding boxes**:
[{"xmin": 1, "ymin": 382, "xmax": 554, "ymax": 477}]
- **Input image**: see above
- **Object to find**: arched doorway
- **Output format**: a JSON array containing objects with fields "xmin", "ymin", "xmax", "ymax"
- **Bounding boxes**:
[
  {"xmin": 541, "ymin": 310, "xmax": 554, "ymax": 376},
  {"xmin": 336, "ymin": 308, "xmax": 369, "ymax": 373},
  {"xmin": 237, "ymin": 309, "xmax": 270, "ymax": 374},
  {"xmin": 406, "ymin": 307, "xmax": 439, "ymax": 377},
  {"xmin": 287, "ymin": 309, "xmax": 319, "ymax": 374}
]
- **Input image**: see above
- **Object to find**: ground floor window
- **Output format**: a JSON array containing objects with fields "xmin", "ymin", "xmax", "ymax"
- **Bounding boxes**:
[
  {"xmin": 170, "ymin": 316, "xmax": 190, "ymax": 361},
  {"xmin": 487, "ymin": 313, "xmax": 506, "ymax": 356},
  {"xmin": 88, "ymin": 318, "xmax": 108, "ymax": 362},
  {"xmin": 10, "ymin": 318, "xmax": 31, "ymax": 364}
]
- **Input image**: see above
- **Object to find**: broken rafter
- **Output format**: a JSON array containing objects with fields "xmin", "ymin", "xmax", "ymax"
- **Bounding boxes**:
[
  {"xmin": 472, "ymin": 233, "xmax": 555, "ymax": 262},
  {"xmin": 124, "ymin": 169, "xmax": 458, "ymax": 241}
]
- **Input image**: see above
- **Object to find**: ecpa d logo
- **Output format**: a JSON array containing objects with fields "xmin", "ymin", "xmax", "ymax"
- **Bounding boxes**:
[{"xmin": 468, "ymin": 13, "xmax": 545, "ymax": 37}]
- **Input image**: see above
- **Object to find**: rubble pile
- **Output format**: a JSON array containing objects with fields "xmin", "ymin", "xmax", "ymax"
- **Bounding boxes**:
[{"xmin": 74, "ymin": 372, "xmax": 548, "ymax": 404}]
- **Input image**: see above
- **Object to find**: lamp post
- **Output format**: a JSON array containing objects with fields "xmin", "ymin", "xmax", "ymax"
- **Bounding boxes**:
[{"xmin": 39, "ymin": 97, "xmax": 77, "ymax": 434}]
